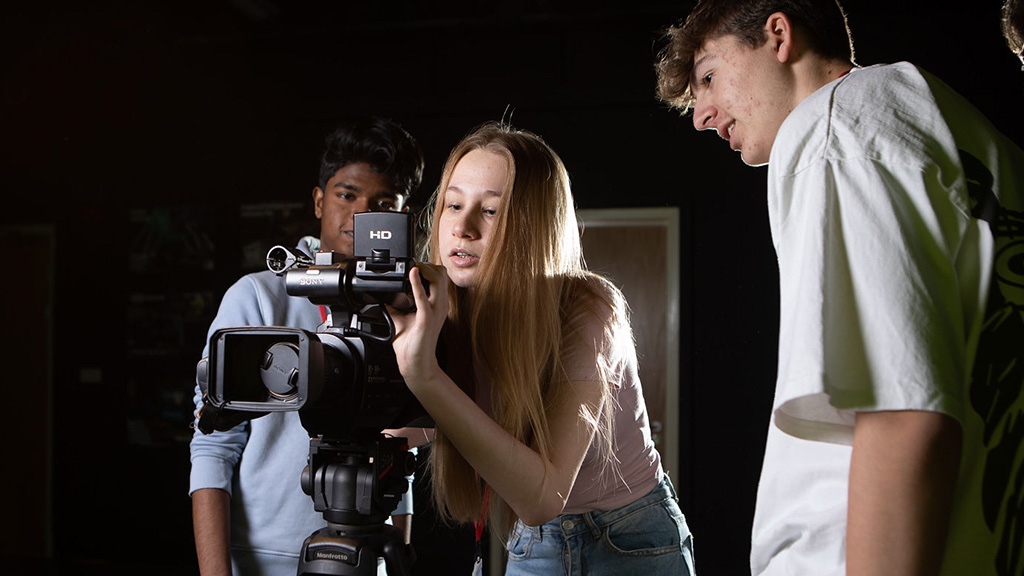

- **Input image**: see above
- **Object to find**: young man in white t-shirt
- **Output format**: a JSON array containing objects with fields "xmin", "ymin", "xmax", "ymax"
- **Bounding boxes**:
[{"xmin": 656, "ymin": 1, "xmax": 1024, "ymax": 575}]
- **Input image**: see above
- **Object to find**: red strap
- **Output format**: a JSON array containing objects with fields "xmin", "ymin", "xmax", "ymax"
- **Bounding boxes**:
[
  {"xmin": 319, "ymin": 305, "xmax": 328, "ymax": 323},
  {"xmin": 474, "ymin": 484, "xmax": 492, "ymax": 544}
]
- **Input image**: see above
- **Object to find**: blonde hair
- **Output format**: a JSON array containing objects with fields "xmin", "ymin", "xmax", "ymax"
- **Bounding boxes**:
[{"xmin": 423, "ymin": 122, "xmax": 624, "ymax": 536}]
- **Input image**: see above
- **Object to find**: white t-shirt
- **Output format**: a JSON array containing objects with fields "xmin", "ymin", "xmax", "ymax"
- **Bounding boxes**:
[{"xmin": 752, "ymin": 62, "xmax": 1024, "ymax": 576}]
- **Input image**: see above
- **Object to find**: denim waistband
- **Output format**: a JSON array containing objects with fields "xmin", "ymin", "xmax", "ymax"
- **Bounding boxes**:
[{"xmin": 526, "ymin": 474, "xmax": 677, "ymax": 540}]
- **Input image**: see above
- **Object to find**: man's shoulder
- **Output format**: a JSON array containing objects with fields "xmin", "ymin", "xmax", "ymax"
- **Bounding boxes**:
[
  {"xmin": 801, "ymin": 62, "xmax": 927, "ymax": 120},
  {"xmin": 226, "ymin": 269, "xmax": 287, "ymax": 297},
  {"xmin": 241, "ymin": 268, "xmax": 288, "ymax": 289},
  {"xmin": 774, "ymin": 62, "xmax": 944, "ymax": 170},
  {"xmin": 842, "ymin": 61, "xmax": 922, "ymax": 83},
  {"xmin": 218, "ymin": 269, "xmax": 294, "ymax": 315},
  {"xmin": 833, "ymin": 62, "xmax": 932, "ymax": 107}
]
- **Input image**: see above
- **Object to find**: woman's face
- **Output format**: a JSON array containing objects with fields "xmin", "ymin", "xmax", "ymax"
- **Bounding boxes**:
[{"xmin": 437, "ymin": 148, "xmax": 508, "ymax": 289}]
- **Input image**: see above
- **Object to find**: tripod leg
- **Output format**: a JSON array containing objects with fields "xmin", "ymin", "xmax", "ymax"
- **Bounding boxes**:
[{"xmin": 380, "ymin": 524, "xmax": 416, "ymax": 576}]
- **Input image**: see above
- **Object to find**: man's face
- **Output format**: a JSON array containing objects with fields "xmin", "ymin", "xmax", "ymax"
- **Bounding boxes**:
[
  {"xmin": 690, "ymin": 34, "xmax": 796, "ymax": 166},
  {"xmin": 313, "ymin": 162, "xmax": 408, "ymax": 256}
]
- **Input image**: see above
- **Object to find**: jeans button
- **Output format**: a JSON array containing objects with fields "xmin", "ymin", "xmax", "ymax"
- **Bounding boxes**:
[{"xmin": 561, "ymin": 519, "xmax": 574, "ymax": 531}]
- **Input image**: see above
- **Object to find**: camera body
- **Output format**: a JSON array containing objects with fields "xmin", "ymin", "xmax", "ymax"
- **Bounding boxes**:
[
  {"xmin": 196, "ymin": 211, "xmax": 429, "ymax": 440},
  {"xmin": 195, "ymin": 211, "xmax": 431, "ymax": 574}
]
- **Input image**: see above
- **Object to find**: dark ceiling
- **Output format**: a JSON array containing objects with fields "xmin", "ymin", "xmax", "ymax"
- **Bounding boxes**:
[{"xmin": 4, "ymin": 1, "xmax": 1020, "ymax": 218}]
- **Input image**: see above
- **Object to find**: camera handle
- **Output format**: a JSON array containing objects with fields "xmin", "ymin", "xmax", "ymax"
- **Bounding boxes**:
[{"xmin": 322, "ymin": 304, "xmax": 396, "ymax": 344}]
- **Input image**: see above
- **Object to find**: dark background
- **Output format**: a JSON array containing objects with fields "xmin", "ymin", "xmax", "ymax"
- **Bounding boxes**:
[{"xmin": 2, "ymin": 1, "xmax": 1022, "ymax": 575}]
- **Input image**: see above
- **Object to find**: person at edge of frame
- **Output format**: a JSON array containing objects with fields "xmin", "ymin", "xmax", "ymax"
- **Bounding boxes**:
[{"xmin": 655, "ymin": 1, "xmax": 1024, "ymax": 575}]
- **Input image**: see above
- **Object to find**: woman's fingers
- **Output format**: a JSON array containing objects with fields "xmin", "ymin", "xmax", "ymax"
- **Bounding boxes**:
[
  {"xmin": 410, "ymin": 263, "xmax": 448, "ymax": 310},
  {"xmin": 389, "ymin": 263, "xmax": 449, "ymax": 340},
  {"xmin": 408, "ymin": 265, "xmax": 428, "ymax": 305},
  {"xmin": 414, "ymin": 263, "xmax": 448, "ymax": 295}
]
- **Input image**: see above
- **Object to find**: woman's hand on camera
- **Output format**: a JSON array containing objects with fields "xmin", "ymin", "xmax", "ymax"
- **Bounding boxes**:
[{"xmin": 388, "ymin": 263, "xmax": 449, "ymax": 391}]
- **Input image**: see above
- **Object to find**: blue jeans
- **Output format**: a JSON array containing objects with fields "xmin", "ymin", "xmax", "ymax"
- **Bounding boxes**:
[{"xmin": 504, "ymin": 475, "xmax": 695, "ymax": 576}]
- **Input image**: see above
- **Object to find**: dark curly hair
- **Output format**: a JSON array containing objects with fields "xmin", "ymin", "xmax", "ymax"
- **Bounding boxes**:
[
  {"xmin": 318, "ymin": 117, "xmax": 424, "ymax": 198},
  {"xmin": 1005, "ymin": 0, "xmax": 1024, "ymax": 62},
  {"xmin": 655, "ymin": 0, "xmax": 855, "ymax": 113}
]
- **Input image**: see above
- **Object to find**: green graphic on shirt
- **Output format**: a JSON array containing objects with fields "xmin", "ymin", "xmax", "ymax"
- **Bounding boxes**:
[{"xmin": 962, "ymin": 149, "xmax": 1024, "ymax": 576}]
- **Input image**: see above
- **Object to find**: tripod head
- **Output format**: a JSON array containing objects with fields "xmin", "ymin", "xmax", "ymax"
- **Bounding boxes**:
[{"xmin": 298, "ymin": 435, "xmax": 417, "ymax": 575}]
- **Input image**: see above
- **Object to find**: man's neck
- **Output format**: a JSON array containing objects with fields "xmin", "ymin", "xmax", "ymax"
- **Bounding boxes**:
[
  {"xmin": 793, "ymin": 57, "xmax": 855, "ymax": 106},
  {"xmin": 824, "ymin": 61, "xmax": 856, "ymax": 81}
]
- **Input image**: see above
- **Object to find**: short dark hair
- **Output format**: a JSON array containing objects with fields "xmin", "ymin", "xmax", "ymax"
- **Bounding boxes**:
[
  {"xmin": 1005, "ymin": 0, "xmax": 1024, "ymax": 60},
  {"xmin": 656, "ymin": 0, "xmax": 856, "ymax": 112},
  {"xmin": 318, "ymin": 117, "xmax": 424, "ymax": 197}
]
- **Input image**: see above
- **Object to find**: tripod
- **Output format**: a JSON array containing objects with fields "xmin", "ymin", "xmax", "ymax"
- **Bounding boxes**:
[{"xmin": 297, "ymin": 435, "xmax": 417, "ymax": 576}]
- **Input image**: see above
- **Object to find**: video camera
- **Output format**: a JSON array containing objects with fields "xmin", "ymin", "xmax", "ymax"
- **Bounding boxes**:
[{"xmin": 195, "ymin": 211, "xmax": 432, "ymax": 576}]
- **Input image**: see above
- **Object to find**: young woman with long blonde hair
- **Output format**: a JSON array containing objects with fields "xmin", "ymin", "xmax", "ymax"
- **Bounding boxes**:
[{"xmin": 389, "ymin": 123, "xmax": 694, "ymax": 575}]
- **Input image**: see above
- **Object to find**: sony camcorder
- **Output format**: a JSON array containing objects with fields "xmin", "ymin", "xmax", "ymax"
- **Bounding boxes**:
[
  {"xmin": 196, "ymin": 211, "xmax": 431, "ymax": 440},
  {"xmin": 194, "ymin": 211, "xmax": 434, "ymax": 575}
]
